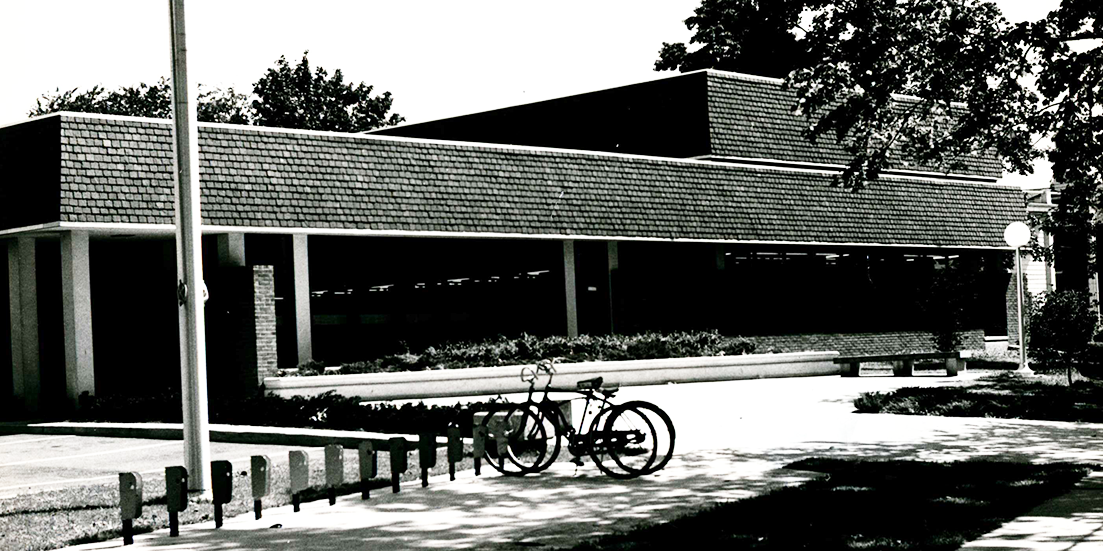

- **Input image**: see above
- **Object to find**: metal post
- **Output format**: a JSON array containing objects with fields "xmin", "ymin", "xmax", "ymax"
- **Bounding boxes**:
[
  {"xmin": 1015, "ymin": 247, "xmax": 1031, "ymax": 373},
  {"xmin": 168, "ymin": 0, "xmax": 211, "ymax": 492}
]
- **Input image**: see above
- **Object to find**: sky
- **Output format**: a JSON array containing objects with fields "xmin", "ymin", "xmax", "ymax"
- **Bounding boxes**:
[{"xmin": 0, "ymin": 0, "xmax": 1061, "ymax": 128}]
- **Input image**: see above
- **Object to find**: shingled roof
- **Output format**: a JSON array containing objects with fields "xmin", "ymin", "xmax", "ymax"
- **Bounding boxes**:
[
  {"xmin": 0, "ymin": 113, "xmax": 1022, "ymax": 249},
  {"xmin": 374, "ymin": 70, "xmax": 1004, "ymax": 181}
]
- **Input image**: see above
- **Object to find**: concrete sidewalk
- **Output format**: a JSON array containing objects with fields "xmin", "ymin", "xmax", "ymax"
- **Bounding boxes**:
[{"xmin": 41, "ymin": 372, "xmax": 1103, "ymax": 550}]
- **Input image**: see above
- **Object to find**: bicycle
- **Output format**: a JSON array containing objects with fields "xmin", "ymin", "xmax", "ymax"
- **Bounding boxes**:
[{"xmin": 480, "ymin": 359, "xmax": 675, "ymax": 479}]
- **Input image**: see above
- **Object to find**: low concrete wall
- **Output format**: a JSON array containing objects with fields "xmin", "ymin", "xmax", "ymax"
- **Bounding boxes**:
[
  {"xmin": 264, "ymin": 351, "xmax": 841, "ymax": 401},
  {"xmin": 0, "ymin": 421, "xmax": 442, "ymax": 450}
]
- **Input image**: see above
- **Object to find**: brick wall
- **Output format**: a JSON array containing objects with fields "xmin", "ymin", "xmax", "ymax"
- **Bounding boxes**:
[
  {"xmin": 1007, "ymin": 274, "xmax": 1020, "ymax": 344},
  {"xmin": 253, "ymin": 265, "xmax": 277, "ymax": 384},
  {"xmin": 747, "ymin": 329, "xmax": 986, "ymax": 356}
]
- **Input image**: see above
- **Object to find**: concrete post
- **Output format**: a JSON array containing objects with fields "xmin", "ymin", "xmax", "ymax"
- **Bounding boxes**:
[
  {"xmin": 563, "ymin": 240, "xmax": 578, "ymax": 338},
  {"xmin": 61, "ymin": 230, "xmax": 95, "ymax": 405},
  {"xmin": 216, "ymin": 233, "xmax": 246, "ymax": 268},
  {"xmin": 291, "ymin": 234, "xmax": 313, "ymax": 364},
  {"xmin": 7, "ymin": 237, "xmax": 40, "ymax": 412}
]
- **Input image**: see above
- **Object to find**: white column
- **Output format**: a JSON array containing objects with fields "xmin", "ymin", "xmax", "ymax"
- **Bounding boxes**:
[
  {"xmin": 61, "ymin": 230, "xmax": 94, "ymax": 404},
  {"xmin": 607, "ymin": 241, "xmax": 618, "ymax": 334},
  {"xmin": 216, "ymin": 233, "xmax": 246, "ymax": 267},
  {"xmin": 8, "ymin": 237, "xmax": 40, "ymax": 412},
  {"xmin": 291, "ymin": 234, "xmax": 313, "ymax": 363},
  {"xmin": 564, "ymin": 240, "xmax": 578, "ymax": 338}
]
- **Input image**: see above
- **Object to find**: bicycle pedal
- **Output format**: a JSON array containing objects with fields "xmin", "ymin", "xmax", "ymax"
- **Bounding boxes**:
[{"xmin": 570, "ymin": 456, "xmax": 585, "ymax": 466}]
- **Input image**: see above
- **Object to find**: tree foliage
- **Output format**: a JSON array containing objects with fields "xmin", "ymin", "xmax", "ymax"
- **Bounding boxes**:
[
  {"xmin": 1029, "ymin": 0, "xmax": 1103, "ymax": 283},
  {"xmin": 655, "ymin": 0, "xmax": 825, "ymax": 78},
  {"xmin": 655, "ymin": 0, "xmax": 1101, "ymax": 189},
  {"xmin": 789, "ymin": 0, "xmax": 1041, "ymax": 187},
  {"xmin": 28, "ymin": 52, "xmax": 402, "ymax": 132},
  {"xmin": 252, "ymin": 53, "xmax": 403, "ymax": 132}
]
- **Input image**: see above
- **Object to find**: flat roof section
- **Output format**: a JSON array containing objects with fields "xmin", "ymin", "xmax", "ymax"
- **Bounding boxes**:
[{"xmin": 375, "ymin": 70, "xmax": 1004, "ymax": 181}]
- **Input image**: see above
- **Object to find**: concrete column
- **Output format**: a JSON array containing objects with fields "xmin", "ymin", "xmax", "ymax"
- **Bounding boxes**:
[
  {"xmin": 8, "ymin": 237, "xmax": 40, "ymax": 412},
  {"xmin": 291, "ymin": 234, "xmax": 313, "ymax": 364},
  {"xmin": 216, "ymin": 233, "xmax": 246, "ymax": 268},
  {"xmin": 61, "ymin": 230, "xmax": 95, "ymax": 404},
  {"xmin": 715, "ymin": 244, "xmax": 727, "ymax": 271},
  {"xmin": 563, "ymin": 240, "xmax": 578, "ymax": 338},
  {"xmin": 606, "ymin": 241, "xmax": 618, "ymax": 334}
]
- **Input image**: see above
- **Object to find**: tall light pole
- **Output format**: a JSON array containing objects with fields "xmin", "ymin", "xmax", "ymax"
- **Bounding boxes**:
[
  {"xmin": 169, "ymin": 0, "xmax": 211, "ymax": 492},
  {"xmin": 1004, "ymin": 221, "xmax": 1032, "ymax": 374}
]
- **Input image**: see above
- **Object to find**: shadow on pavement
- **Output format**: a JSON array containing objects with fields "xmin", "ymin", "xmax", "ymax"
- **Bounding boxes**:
[{"xmin": 102, "ymin": 413, "xmax": 1103, "ymax": 551}]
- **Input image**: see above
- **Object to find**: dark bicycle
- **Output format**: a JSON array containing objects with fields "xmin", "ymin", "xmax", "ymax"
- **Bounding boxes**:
[{"xmin": 481, "ymin": 359, "xmax": 675, "ymax": 479}]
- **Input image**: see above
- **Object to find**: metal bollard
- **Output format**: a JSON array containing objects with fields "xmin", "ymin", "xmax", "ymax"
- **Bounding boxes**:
[
  {"xmin": 211, "ymin": 460, "xmax": 232, "ymax": 528},
  {"xmin": 447, "ymin": 427, "xmax": 463, "ymax": 481},
  {"xmin": 289, "ymin": 450, "xmax": 309, "ymax": 512},
  {"xmin": 472, "ymin": 425, "xmax": 487, "ymax": 476},
  {"xmin": 325, "ymin": 444, "xmax": 344, "ymax": 505},
  {"xmin": 358, "ymin": 441, "xmax": 376, "ymax": 500},
  {"xmin": 389, "ymin": 437, "xmax": 408, "ymax": 493},
  {"xmin": 495, "ymin": 434, "xmax": 509, "ymax": 472},
  {"xmin": 419, "ymin": 433, "xmax": 437, "ymax": 487},
  {"xmin": 164, "ymin": 466, "xmax": 188, "ymax": 537},
  {"xmin": 119, "ymin": 472, "xmax": 142, "ymax": 545},
  {"xmin": 251, "ymin": 455, "xmax": 271, "ymax": 520}
]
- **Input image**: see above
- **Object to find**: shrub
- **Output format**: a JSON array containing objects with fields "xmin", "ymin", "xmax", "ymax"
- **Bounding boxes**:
[
  {"xmin": 921, "ymin": 260, "xmax": 974, "ymax": 352},
  {"xmin": 74, "ymin": 389, "xmax": 482, "ymax": 436},
  {"xmin": 285, "ymin": 331, "xmax": 758, "ymax": 377},
  {"xmin": 1028, "ymin": 290, "xmax": 1098, "ymax": 369}
]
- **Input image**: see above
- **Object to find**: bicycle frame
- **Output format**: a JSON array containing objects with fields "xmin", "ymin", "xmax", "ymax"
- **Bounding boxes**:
[{"xmin": 521, "ymin": 367, "xmax": 618, "ymax": 451}]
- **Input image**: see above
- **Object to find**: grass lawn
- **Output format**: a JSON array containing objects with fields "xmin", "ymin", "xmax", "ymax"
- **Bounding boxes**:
[
  {"xmin": 854, "ymin": 370, "xmax": 1103, "ymax": 422},
  {"xmin": 570, "ymin": 459, "xmax": 1095, "ymax": 551},
  {"xmin": 0, "ymin": 447, "xmax": 479, "ymax": 551}
]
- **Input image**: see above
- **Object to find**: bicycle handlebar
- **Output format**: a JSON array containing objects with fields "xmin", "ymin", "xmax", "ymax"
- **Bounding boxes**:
[{"xmin": 521, "ymin": 358, "xmax": 558, "ymax": 387}]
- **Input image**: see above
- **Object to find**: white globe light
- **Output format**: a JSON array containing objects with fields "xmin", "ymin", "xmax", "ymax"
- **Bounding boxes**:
[{"xmin": 1004, "ymin": 221, "xmax": 1031, "ymax": 248}]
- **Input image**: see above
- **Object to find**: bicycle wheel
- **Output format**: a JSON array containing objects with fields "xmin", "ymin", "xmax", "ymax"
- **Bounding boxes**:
[
  {"xmin": 611, "ymin": 401, "xmax": 675, "ymax": 476},
  {"xmin": 480, "ymin": 403, "xmax": 558, "ymax": 476},
  {"xmin": 586, "ymin": 404, "xmax": 646, "ymax": 479},
  {"xmin": 588, "ymin": 404, "xmax": 657, "ymax": 479},
  {"xmin": 525, "ymin": 401, "xmax": 564, "ymax": 473}
]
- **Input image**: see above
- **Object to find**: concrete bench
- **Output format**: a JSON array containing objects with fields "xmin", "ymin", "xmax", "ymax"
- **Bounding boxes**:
[{"xmin": 835, "ymin": 351, "xmax": 964, "ymax": 377}]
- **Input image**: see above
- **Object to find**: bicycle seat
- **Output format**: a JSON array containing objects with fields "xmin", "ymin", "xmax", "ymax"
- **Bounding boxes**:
[{"xmin": 576, "ymin": 377, "xmax": 603, "ymax": 390}]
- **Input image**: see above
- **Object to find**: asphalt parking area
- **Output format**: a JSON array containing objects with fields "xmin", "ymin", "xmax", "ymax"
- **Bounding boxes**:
[{"xmin": 0, "ymin": 434, "xmax": 324, "ymax": 499}]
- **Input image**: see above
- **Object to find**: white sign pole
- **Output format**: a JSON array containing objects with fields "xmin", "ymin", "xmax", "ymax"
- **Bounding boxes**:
[
  {"xmin": 168, "ymin": 0, "xmax": 211, "ymax": 492},
  {"xmin": 1004, "ymin": 222, "xmax": 1032, "ymax": 375}
]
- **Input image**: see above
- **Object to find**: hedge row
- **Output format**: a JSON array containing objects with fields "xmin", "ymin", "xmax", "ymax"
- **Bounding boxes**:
[
  {"xmin": 291, "ymin": 331, "xmax": 757, "ymax": 376},
  {"xmin": 74, "ymin": 391, "xmax": 484, "ymax": 436}
]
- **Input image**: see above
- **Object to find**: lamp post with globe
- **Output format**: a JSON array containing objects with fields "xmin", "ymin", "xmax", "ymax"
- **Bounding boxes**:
[{"xmin": 1004, "ymin": 221, "xmax": 1032, "ymax": 373}]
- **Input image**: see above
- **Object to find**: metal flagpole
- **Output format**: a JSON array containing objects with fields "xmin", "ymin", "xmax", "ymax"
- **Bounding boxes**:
[{"xmin": 168, "ymin": 0, "xmax": 211, "ymax": 492}]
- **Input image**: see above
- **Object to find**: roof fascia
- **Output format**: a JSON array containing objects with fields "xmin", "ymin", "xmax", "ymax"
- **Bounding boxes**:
[{"xmin": 39, "ymin": 221, "xmax": 1015, "ymax": 251}]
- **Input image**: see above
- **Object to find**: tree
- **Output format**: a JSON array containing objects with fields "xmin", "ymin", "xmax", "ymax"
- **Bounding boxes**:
[
  {"xmin": 29, "ymin": 78, "xmax": 250, "ymax": 123},
  {"xmin": 791, "ymin": 0, "xmax": 1043, "ymax": 188},
  {"xmin": 655, "ymin": 0, "xmax": 824, "ymax": 78},
  {"xmin": 1030, "ymin": 0, "xmax": 1103, "ymax": 290},
  {"xmin": 30, "ymin": 79, "xmax": 172, "ymax": 119},
  {"xmin": 251, "ymin": 52, "xmax": 403, "ymax": 132},
  {"xmin": 28, "ymin": 52, "xmax": 402, "ymax": 132}
]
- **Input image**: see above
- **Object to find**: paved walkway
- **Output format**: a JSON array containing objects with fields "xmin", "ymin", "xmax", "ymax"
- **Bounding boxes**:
[{"xmin": 53, "ymin": 372, "xmax": 1103, "ymax": 550}]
